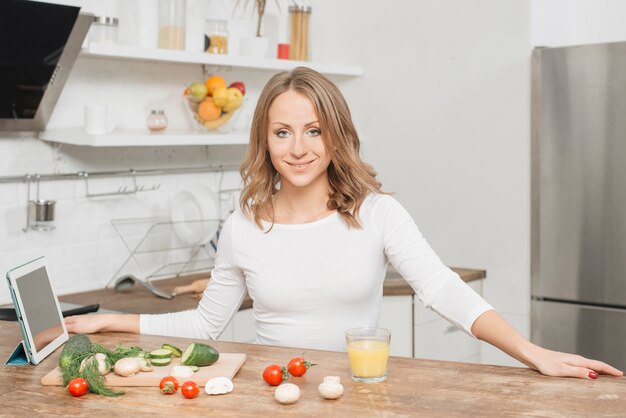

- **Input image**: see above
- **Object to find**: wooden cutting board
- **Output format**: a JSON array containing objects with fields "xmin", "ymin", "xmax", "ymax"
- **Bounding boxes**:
[{"xmin": 41, "ymin": 353, "xmax": 246, "ymax": 387}]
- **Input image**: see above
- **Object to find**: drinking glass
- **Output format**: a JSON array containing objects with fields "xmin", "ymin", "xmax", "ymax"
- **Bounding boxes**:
[{"xmin": 345, "ymin": 327, "xmax": 391, "ymax": 383}]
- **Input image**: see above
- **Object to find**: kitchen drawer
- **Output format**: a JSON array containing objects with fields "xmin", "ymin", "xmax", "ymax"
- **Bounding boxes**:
[{"xmin": 414, "ymin": 317, "xmax": 480, "ymax": 362}]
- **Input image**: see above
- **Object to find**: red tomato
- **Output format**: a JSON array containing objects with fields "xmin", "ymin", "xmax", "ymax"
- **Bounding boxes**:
[
  {"xmin": 287, "ymin": 355, "xmax": 315, "ymax": 377},
  {"xmin": 159, "ymin": 376, "xmax": 179, "ymax": 395},
  {"xmin": 263, "ymin": 364, "xmax": 289, "ymax": 386},
  {"xmin": 67, "ymin": 377, "xmax": 89, "ymax": 397},
  {"xmin": 181, "ymin": 381, "xmax": 200, "ymax": 399}
]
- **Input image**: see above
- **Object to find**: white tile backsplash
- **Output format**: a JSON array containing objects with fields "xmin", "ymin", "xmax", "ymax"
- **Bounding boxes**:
[{"xmin": 0, "ymin": 133, "xmax": 242, "ymax": 305}]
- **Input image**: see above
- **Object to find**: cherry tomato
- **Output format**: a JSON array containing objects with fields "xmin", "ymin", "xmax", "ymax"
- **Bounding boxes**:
[
  {"xmin": 263, "ymin": 364, "xmax": 289, "ymax": 386},
  {"xmin": 159, "ymin": 376, "xmax": 179, "ymax": 395},
  {"xmin": 67, "ymin": 377, "xmax": 89, "ymax": 397},
  {"xmin": 181, "ymin": 381, "xmax": 200, "ymax": 399},
  {"xmin": 287, "ymin": 355, "xmax": 315, "ymax": 377}
]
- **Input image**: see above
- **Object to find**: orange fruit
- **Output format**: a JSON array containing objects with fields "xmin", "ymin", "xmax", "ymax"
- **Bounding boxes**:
[
  {"xmin": 205, "ymin": 75, "xmax": 227, "ymax": 96},
  {"xmin": 197, "ymin": 97, "xmax": 222, "ymax": 121}
]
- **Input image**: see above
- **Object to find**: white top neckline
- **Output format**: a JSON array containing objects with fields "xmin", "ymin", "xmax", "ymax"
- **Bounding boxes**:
[{"xmin": 260, "ymin": 211, "xmax": 340, "ymax": 230}]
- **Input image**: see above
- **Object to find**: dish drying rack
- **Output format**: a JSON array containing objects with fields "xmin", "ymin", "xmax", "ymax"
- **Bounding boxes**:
[{"xmin": 106, "ymin": 217, "xmax": 222, "ymax": 298}]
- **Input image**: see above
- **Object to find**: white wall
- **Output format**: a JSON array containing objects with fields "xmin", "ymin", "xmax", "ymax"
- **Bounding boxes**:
[
  {"xmin": 532, "ymin": 0, "xmax": 626, "ymax": 47},
  {"xmin": 312, "ymin": 0, "xmax": 532, "ymax": 367}
]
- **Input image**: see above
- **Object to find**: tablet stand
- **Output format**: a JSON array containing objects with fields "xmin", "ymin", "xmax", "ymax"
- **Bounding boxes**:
[{"xmin": 5, "ymin": 340, "xmax": 30, "ymax": 366}]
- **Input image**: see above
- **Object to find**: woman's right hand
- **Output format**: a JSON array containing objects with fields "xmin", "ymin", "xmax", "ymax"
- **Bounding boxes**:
[{"xmin": 64, "ymin": 313, "xmax": 139, "ymax": 334}]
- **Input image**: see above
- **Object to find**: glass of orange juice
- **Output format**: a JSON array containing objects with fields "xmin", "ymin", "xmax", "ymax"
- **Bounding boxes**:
[{"xmin": 345, "ymin": 327, "xmax": 391, "ymax": 383}]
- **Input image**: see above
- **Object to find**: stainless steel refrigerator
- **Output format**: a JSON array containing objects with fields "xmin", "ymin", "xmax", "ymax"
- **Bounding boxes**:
[{"xmin": 531, "ymin": 42, "xmax": 626, "ymax": 370}]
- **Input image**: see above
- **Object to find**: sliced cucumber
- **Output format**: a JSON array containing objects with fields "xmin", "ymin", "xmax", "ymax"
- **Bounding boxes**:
[
  {"xmin": 181, "ymin": 343, "xmax": 220, "ymax": 367},
  {"xmin": 162, "ymin": 343, "xmax": 183, "ymax": 357},
  {"xmin": 150, "ymin": 349, "xmax": 173, "ymax": 359},
  {"xmin": 189, "ymin": 366, "xmax": 200, "ymax": 372},
  {"xmin": 151, "ymin": 357, "xmax": 172, "ymax": 367}
]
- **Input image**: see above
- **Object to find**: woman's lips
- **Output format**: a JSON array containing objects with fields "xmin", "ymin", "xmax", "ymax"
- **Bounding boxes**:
[{"xmin": 286, "ymin": 159, "xmax": 316, "ymax": 170}]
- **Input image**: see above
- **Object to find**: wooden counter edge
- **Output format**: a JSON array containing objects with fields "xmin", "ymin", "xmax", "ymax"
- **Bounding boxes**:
[
  {"xmin": 57, "ymin": 267, "xmax": 486, "ymax": 314},
  {"xmin": 382, "ymin": 267, "xmax": 486, "ymax": 296}
]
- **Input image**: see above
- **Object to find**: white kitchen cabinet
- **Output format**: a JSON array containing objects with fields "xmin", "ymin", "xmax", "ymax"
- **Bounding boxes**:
[
  {"xmin": 231, "ymin": 308, "xmax": 256, "ymax": 343},
  {"xmin": 413, "ymin": 280, "xmax": 483, "ymax": 362},
  {"xmin": 216, "ymin": 308, "xmax": 256, "ymax": 343},
  {"xmin": 379, "ymin": 295, "xmax": 413, "ymax": 357},
  {"xmin": 217, "ymin": 318, "xmax": 234, "ymax": 342}
]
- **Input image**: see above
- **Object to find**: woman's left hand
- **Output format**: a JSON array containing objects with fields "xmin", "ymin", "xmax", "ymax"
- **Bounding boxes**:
[{"xmin": 527, "ymin": 345, "xmax": 623, "ymax": 379}]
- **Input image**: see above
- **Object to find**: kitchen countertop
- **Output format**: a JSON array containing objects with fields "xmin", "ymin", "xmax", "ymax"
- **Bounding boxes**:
[
  {"xmin": 58, "ymin": 267, "xmax": 486, "ymax": 314},
  {"xmin": 0, "ymin": 321, "xmax": 623, "ymax": 417}
]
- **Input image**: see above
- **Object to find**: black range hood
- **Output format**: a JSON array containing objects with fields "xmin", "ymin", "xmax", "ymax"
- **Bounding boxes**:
[{"xmin": 0, "ymin": 0, "xmax": 93, "ymax": 132}]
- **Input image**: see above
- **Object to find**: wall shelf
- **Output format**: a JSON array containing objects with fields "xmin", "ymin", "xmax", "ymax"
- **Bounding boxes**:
[
  {"xmin": 81, "ymin": 43, "xmax": 364, "ymax": 77},
  {"xmin": 39, "ymin": 129, "xmax": 249, "ymax": 147}
]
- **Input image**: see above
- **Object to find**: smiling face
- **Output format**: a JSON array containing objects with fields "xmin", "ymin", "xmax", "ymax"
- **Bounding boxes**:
[{"xmin": 267, "ymin": 90, "xmax": 332, "ymax": 193}]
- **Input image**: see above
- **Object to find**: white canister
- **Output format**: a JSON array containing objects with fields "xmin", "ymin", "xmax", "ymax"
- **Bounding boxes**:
[
  {"xmin": 89, "ymin": 16, "xmax": 119, "ymax": 44},
  {"xmin": 118, "ymin": 0, "xmax": 158, "ymax": 48}
]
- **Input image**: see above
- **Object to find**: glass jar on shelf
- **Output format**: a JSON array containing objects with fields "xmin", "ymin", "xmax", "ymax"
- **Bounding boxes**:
[
  {"xmin": 159, "ymin": 0, "xmax": 186, "ymax": 50},
  {"xmin": 205, "ymin": 19, "xmax": 228, "ymax": 54},
  {"xmin": 289, "ymin": 5, "xmax": 311, "ymax": 61},
  {"xmin": 146, "ymin": 110, "xmax": 168, "ymax": 132},
  {"xmin": 90, "ymin": 16, "xmax": 119, "ymax": 44}
]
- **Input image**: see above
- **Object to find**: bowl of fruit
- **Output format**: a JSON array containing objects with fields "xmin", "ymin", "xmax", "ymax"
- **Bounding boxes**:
[{"xmin": 184, "ymin": 75, "xmax": 246, "ymax": 131}]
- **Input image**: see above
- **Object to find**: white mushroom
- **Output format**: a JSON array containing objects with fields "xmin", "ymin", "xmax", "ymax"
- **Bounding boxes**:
[
  {"xmin": 205, "ymin": 377, "xmax": 234, "ymax": 395},
  {"xmin": 137, "ymin": 358, "xmax": 153, "ymax": 372},
  {"xmin": 113, "ymin": 357, "xmax": 142, "ymax": 377},
  {"xmin": 318, "ymin": 376, "xmax": 344, "ymax": 400},
  {"xmin": 274, "ymin": 383, "xmax": 301, "ymax": 405},
  {"xmin": 170, "ymin": 365, "xmax": 195, "ymax": 379},
  {"xmin": 79, "ymin": 353, "xmax": 111, "ymax": 375}
]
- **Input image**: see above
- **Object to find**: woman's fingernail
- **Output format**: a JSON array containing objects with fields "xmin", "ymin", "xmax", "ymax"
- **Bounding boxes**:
[{"xmin": 588, "ymin": 371, "xmax": 598, "ymax": 379}]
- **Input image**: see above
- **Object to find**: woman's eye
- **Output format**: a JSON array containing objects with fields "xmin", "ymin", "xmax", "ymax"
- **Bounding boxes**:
[
  {"xmin": 276, "ymin": 130, "xmax": 290, "ymax": 138},
  {"xmin": 307, "ymin": 128, "xmax": 321, "ymax": 136}
]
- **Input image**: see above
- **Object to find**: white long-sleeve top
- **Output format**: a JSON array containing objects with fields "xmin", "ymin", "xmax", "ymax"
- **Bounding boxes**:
[{"xmin": 140, "ymin": 194, "xmax": 494, "ymax": 351}]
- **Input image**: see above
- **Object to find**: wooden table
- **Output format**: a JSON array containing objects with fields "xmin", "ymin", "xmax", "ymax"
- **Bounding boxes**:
[
  {"xmin": 0, "ymin": 322, "xmax": 624, "ymax": 417},
  {"xmin": 58, "ymin": 267, "xmax": 486, "ymax": 314}
]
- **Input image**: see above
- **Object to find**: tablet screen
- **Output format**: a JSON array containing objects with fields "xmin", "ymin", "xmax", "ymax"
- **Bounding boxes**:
[{"xmin": 15, "ymin": 266, "xmax": 64, "ymax": 352}]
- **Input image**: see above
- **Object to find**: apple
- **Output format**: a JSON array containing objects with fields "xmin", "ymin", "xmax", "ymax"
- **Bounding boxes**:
[
  {"xmin": 212, "ymin": 86, "xmax": 229, "ymax": 107},
  {"xmin": 222, "ymin": 87, "xmax": 243, "ymax": 113},
  {"xmin": 188, "ymin": 82, "xmax": 208, "ymax": 102},
  {"xmin": 229, "ymin": 81, "xmax": 246, "ymax": 96}
]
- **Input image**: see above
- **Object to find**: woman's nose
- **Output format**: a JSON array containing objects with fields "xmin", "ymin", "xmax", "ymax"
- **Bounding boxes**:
[{"xmin": 290, "ymin": 133, "xmax": 306, "ymax": 158}]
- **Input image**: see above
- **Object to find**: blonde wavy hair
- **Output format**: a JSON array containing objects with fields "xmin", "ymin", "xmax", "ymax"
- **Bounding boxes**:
[{"xmin": 240, "ymin": 66, "xmax": 383, "ymax": 229}]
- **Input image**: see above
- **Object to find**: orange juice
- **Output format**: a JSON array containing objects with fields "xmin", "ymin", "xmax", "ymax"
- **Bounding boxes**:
[{"xmin": 347, "ymin": 339, "xmax": 390, "ymax": 378}]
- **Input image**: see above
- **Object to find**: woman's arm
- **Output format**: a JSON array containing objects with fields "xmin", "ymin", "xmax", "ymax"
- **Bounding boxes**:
[
  {"xmin": 471, "ymin": 310, "xmax": 623, "ymax": 378},
  {"xmin": 65, "ymin": 313, "xmax": 139, "ymax": 334}
]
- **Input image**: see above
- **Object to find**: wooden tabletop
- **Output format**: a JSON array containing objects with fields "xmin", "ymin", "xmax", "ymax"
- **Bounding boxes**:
[
  {"xmin": 58, "ymin": 267, "xmax": 486, "ymax": 315},
  {"xmin": 0, "ymin": 321, "xmax": 623, "ymax": 417}
]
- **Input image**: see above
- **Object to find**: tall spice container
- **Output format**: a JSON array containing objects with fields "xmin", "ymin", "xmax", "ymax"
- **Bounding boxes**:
[
  {"xmin": 289, "ymin": 5, "xmax": 311, "ymax": 61},
  {"xmin": 159, "ymin": 0, "xmax": 186, "ymax": 49}
]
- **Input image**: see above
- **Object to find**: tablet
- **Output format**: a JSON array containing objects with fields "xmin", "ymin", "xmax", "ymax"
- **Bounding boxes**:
[{"xmin": 6, "ymin": 256, "xmax": 68, "ymax": 365}]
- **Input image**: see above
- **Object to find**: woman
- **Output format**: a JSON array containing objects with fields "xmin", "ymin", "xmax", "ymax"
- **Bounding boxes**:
[{"xmin": 66, "ymin": 67, "xmax": 622, "ymax": 379}]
